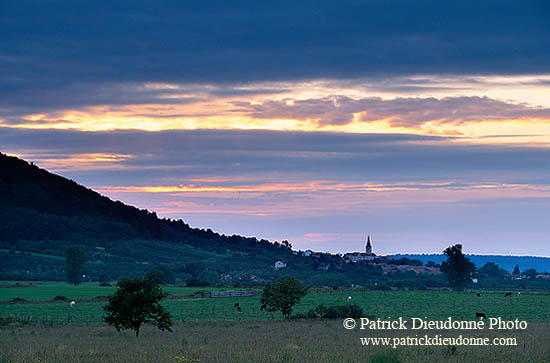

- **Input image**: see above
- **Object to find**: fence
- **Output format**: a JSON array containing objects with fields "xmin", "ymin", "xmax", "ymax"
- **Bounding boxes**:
[{"xmin": 201, "ymin": 290, "xmax": 255, "ymax": 298}]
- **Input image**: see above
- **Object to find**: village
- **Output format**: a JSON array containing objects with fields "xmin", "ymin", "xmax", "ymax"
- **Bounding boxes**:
[
  {"xmin": 247, "ymin": 236, "xmax": 550, "ymax": 285},
  {"xmin": 241, "ymin": 236, "xmax": 443, "ymax": 284}
]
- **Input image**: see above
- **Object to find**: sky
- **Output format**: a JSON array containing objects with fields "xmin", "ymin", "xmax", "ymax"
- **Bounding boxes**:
[{"xmin": 1, "ymin": 1, "xmax": 549, "ymax": 256}]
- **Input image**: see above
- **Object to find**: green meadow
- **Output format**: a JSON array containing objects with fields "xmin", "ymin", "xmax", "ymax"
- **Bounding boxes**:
[
  {"xmin": 0, "ymin": 283, "xmax": 226, "ymax": 302},
  {"xmin": 1, "ymin": 284, "xmax": 550, "ymax": 362},
  {"xmin": 1, "ymin": 284, "xmax": 549, "ymax": 324}
]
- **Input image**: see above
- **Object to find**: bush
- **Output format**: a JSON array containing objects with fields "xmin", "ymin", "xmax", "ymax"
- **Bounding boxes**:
[
  {"xmin": 324, "ymin": 304, "xmax": 363, "ymax": 319},
  {"xmin": 373, "ymin": 284, "xmax": 391, "ymax": 291},
  {"xmin": 295, "ymin": 304, "xmax": 364, "ymax": 319},
  {"xmin": 53, "ymin": 295, "xmax": 68, "ymax": 301},
  {"xmin": 186, "ymin": 278, "xmax": 210, "ymax": 287}
]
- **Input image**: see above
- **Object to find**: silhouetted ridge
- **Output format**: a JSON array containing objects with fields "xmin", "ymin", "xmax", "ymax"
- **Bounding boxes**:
[{"xmin": 0, "ymin": 152, "xmax": 290, "ymax": 252}]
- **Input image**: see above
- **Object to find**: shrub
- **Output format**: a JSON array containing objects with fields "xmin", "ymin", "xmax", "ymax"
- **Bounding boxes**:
[
  {"xmin": 295, "ymin": 304, "xmax": 364, "ymax": 319},
  {"xmin": 186, "ymin": 278, "xmax": 210, "ymax": 287},
  {"xmin": 324, "ymin": 304, "xmax": 363, "ymax": 319}
]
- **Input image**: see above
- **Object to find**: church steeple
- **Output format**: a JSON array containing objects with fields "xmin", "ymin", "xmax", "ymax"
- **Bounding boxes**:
[{"xmin": 365, "ymin": 235, "xmax": 372, "ymax": 254}]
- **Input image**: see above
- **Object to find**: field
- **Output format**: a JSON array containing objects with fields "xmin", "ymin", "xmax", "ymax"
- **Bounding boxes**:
[
  {"xmin": 0, "ymin": 283, "xmax": 226, "ymax": 302},
  {"xmin": 1, "ymin": 320, "xmax": 549, "ymax": 362},
  {"xmin": 1, "ymin": 284, "xmax": 549, "ymax": 324},
  {"xmin": 1, "ymin": 284, "xmax": 549, "ymax": 362}
]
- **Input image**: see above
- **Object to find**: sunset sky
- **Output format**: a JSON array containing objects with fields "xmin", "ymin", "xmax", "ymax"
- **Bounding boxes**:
[{"xmin": 2, "ymin": 1, "xmax": 549, "ymax": 255}]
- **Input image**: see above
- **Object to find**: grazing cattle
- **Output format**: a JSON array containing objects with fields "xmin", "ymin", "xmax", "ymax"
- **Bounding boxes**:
[
  {"xmin": 347, "ymin": 296, "xmax": 352, "ymax": 302},
  {"xmin": 504, "ymin": 292, "xmax": 512, "ymax": 297},
  {"xmin": 69, "ymin": 301, "xmax": 76, "ymax": 307},
  {"xmin": 476, "ymin": 293, "xmax": 481, "ymax": 297},
  {"xmin": 475, "ymin": 312, "xmax": 487, "ymax": 319},
  {"xmin": 260, "ymin": 303, "xmax": 267, "ymax": 311},
  {"xmin": 517, "ymin": 292, "xmax": 521, "ymax": 296},
  {"xmin": 234, "ymin": 303, "xmax": 242, "ymax": 312}
]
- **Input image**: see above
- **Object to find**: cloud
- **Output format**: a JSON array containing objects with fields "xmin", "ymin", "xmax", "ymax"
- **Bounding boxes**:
[
  {"xmin": 234, "ymin": 96, "xmax": 550, "ymax": 127},
  {"xmin": 2, "ymin": 0, "xmax": 550, "ymax": 115},
  {"xmin": 2, "ymin": 128, "xmax": 549, "ymax": 187}
]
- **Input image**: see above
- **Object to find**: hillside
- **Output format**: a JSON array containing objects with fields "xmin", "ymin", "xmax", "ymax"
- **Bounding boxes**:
[{"xmin": 0, "ymin": 152, "xmax": 303, "ymax": 282}]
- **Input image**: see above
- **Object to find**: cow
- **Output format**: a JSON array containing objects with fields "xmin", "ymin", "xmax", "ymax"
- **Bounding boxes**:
[
  {"xmin": 476, "ymin": 293, "xmax": 481, "ymax": 297},
  {"xmin": 504, "ymin": 292, "xmax": 512, "ymax": 297},
  {"xmin": 234, "ymin": 303, "xmax": 242, "ymax": 312},
  {"xmin": 347, "ymin": 296, "xmax": 352, "ymax": 302},
  {"xmin": 475, "ymin": 312, "xmax": 487, "ymax": 319}
]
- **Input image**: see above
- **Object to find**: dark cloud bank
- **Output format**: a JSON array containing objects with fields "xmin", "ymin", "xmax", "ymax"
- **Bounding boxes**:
[
  {"xmin": 1, "ymin": 0, "xmax": 550, "ymax": 112},
  {"xmin": 2, "ymin": 128, "xmax": 549, "ymax": 187}
]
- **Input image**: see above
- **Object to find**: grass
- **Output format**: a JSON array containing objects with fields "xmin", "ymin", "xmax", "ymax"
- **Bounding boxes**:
[
  {"xmin": 0, "ymin": 249, "xmax": 65, "ymax": 261},
  {"xmin": 1, "ymin": 286, "xmax": 549, "ymax": 362},
  {"xmin": 0, "ymin": 320, "xmax": 548, "ymax": 362},
  {"xmin": 1, "ymin": 288, "xmax": 549, "ymax": 324},
  {"xmin": 0, "ymin": 282, "xmax": 230, "ymax": 301}
]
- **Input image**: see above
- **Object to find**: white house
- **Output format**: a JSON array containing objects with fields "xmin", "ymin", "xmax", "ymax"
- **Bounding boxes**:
[{"xmin": 274, "ymin": 260, "xmax": 287, "ymax": 269}]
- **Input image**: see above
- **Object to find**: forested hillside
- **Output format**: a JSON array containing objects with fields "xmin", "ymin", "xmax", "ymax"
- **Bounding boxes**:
[{"xmin": 0, "ymin": 153, "xmax": 303, "ymax": 282}]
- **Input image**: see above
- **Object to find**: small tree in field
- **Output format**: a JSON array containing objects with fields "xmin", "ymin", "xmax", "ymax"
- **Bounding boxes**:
[
  {"xmin": 103, "ymin": 278, "xmax": 173, "ymax": 337},
  {"xmin": 66, "ymin": 245, "xmax": 87, "ymax": 285},
  {"xmin": 261, "ymin": 277, "xmax": 308, "ymax": 319},
  {"xmin": 440, "ymin": 244, "xmax": 475, "ymax": 290}
]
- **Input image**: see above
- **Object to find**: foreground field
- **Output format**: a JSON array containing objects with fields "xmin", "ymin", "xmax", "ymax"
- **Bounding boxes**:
[
  {"xmin": 0, "ymin": 320, "xmax": 549, "ymax": 363},
  {"xmin": 1, "ymin": 287, "xmax": 549, "ymax": 324}
]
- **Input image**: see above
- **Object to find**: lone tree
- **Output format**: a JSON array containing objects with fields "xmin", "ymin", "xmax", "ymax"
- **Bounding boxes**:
[
  {"xmin": 440, "ymin": 244, "xmax": 475, "ymax": 290},
  {"xmin": 260, "ymin": 277, "xmax": 308, "ymax": 319},
  {"xmin": 103, "ymin": 278, "xmax": 173, "ymax": 337},
  {"xmin": 65, "ymin": 245, "xmax": 87, "ymax": 285}
]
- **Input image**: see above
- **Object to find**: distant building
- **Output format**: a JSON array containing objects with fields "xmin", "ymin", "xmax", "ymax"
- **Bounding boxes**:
[
  {"xmin": 316, "ymin": 263, "xmax": 331, "ymax": 271},
  {"xmin": 366, "ymin": 236, "xmax": 373, "ymax": 254},
  {"xmin": 304, "ymin": 250, "xmax": 313, "ymax": 257},
  {"xmin": 250, "ymin": 275, "xmax": 263, "ymax": 282},
  {"xmin": 219, "ymin": 273, "xmax": 232, "ymax": 282},
  {"xmin": 343, "ymin": 235, "xmax": 376, "ymax": 263},
  {"xmin": 274, "ymin": 260, "xmax": 287, "ymax": 269}
]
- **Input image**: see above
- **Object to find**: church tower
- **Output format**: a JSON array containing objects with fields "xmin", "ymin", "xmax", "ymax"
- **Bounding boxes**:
[{"xmin": 365, "ymin": 235, "xmax": 372, "ymax": 254}]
